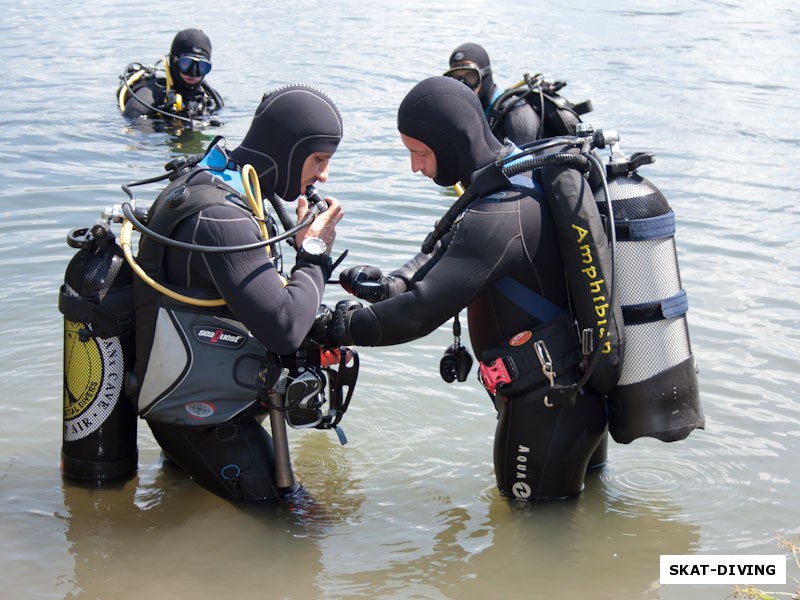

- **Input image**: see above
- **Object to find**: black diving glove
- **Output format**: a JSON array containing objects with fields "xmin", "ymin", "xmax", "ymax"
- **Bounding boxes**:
[
  {"xmin": 325, "ymin": 300, "xmax": 362, "ymax": 346},
  {"xmin": 339, "ymin": 265, "xmax": 406, "ymax": 303},
  {"xmin": 306, "ymin": 304, "xmax": 334, "ymax": 348}
]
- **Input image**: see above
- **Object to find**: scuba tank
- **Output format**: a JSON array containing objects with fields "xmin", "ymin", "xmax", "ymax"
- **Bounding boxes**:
[
  {"xmin": 423, "ymin": 126, "xmax": 702, "ymax": 443},
  {"xmin": 58, "ymin": 221, "xmax": 138, "ymax": 480},
  {"xmin": 591, "ymin": 129, "xmax": 703, "ymax": 443},
  {"xmin": 423, "ymin": 135, "xmax": 625, "ymax": 407},
  {"xmin": 488, "ymin": 72, "xmax": 594, "ymax": 139}
]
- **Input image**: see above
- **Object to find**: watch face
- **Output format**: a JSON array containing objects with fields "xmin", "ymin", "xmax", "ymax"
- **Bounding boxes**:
[{"xmin": 302, "ymin": 237, "xmax": 327, "ymax": 256}]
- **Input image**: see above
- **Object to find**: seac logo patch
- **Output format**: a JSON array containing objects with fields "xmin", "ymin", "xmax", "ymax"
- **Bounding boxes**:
[{"xmin": 193, "ymin": 326, "xmax": 245, "ymax": 349}]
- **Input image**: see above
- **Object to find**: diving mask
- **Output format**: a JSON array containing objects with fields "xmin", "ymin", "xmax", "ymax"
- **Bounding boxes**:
[
  {"xmin": 443, "ymin": 62, "xmax": 490, "ymax": 91},
  {"xmin": 176, "ymin": 55, "xmax": 212, "ymax": 77}
]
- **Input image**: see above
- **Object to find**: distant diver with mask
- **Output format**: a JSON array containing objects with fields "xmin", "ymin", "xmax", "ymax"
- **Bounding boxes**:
[{"xmin": 117, "ymin": 28, "xmax": 224, "ymax": 127}]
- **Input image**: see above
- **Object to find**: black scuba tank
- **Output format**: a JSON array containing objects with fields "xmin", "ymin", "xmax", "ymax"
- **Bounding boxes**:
[
  {"xmin": 595, "ymin": 157, "xmax": 704, "ymax": 443},
  {"xmin": 489, "ymin": 74, "xmax": 593, "ymax": 140},
  {"xmin": 58, "ymin": 221, "xmax": 138, "ymax": 480}
]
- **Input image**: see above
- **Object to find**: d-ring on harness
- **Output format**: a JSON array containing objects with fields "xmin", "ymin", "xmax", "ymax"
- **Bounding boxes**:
[{"xmin": 534, "ymin": 340, "xmax": 556, "ymax": 407}]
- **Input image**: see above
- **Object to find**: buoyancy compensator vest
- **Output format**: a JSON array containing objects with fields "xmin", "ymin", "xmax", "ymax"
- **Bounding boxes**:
[
  {"xmin": 537, "ymin": 150, "xmax": 625, "ymax": 395},
  {"xmin": 130, "ymin": 162, "xmax": 276, "ymax": 426},
  {"xmin": 488, "ymin": 73, "xmax": 593, "ymax": 139},
  {"xmin": 426, "ymin": 139, "xmax": 625, "ymax": 406},
  {"xmin": 58, "ymin": 221, "xmax": 138, "ymax": 480},
  {"xmin": 590, "ymin": 136, "xmax": 703, "ymax": 443},
  {"xmin": 117, "ymin": 58, "xmax": 223, "ymax": 123}
]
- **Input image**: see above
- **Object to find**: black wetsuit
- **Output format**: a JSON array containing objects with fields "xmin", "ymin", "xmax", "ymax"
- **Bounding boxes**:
[
  {"xmin": 338, "ymin": 75, "xmax": 606, "ymax": 500},
  {"xmin": 346, "ymin": 172, "xmax": 607, "ymax": 499},
  {"xmin": 121, "ymin": 29, "xmax": 223, "ymax": 122},
  {"xmin": 135, "ymin": 168, "xmax": 327, "ymax": 500},
  {"xmin": 132, "ymin": 84, "xmax": 343, "ymax": 501}
]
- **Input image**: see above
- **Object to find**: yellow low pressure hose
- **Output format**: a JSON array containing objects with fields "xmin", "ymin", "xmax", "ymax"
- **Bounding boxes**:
[
  {"xmin": 119, "ymin": 219, "xmax": 226, "ymax": 307},
  {"xmin": 161, "ymin": 56, "xmax": 182, "ymax": 112},
  {"xmin": 117, "ymin": 69, "xmax": 145, "ymax": 112},
  {"xmin": 119, "ymin": 164, "xmax": 280, "ymax": 307},
  {"xmin": 241, "ymin": 164, "xmax": 271, "ymax": 257}
]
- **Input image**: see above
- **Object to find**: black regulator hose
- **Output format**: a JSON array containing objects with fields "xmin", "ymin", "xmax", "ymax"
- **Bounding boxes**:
[
  {"xmin": 268, "ymin": 193, "xmax": 297, "ymax": 235},
  {"xmin": 120, "ymin": 201, "xmax": 311, "ymax": 254},
  {"xmin": 121, "ymin": 75, "xmax": 194, "ymax": 124},
  {"xmin": 421, "ymin": 151, "xmax": 591, "ymax": 253}
]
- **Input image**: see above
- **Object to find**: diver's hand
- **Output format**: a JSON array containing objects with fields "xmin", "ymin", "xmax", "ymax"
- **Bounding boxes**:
[
  {"xmin": 306, "ymin": 304, "xmax": 334, "ymax": 348},
  {"xmin": 326, "ymin": 300, "xmax": 362, "ymax": 346},
  {"xmin": 340, "ymin": 265, "xmax": 382, "ymax": 295},
  {"xmin": 295, "ymin": 194, "xmax": 343, "ymax": 253},
  {"xmin": 340, "ymin": 265, "xmax": 408, "ymax": 303}
]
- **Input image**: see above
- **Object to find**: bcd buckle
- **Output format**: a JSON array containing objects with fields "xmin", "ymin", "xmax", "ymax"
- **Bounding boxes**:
[{"xmin": 478, "ymin": 357, "xmax": 513, "ymax": 395}]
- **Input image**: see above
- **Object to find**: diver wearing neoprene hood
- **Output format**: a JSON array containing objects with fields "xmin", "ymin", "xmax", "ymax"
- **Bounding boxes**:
[
  {"xmin": 118, "ymin": 28, "xmax": 223, "ymax": 123},
  {"xmin": 131, "ymin": 85, "xmax": 344, "ymax": 500},
  {"xmin": 323, "ymin": 76, "xmax": 610, "ymax": 501},
  {"xmin": 445, "ymin": 43, "xmax": 541, "ymax": 145}
]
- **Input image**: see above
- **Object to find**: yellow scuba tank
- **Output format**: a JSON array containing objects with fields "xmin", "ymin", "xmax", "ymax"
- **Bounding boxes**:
[
  {"xmin": 594, "ymin": 145, "xmax": 703, "ymax": 443},
  {"xmin": 58, "ymin": 221, "xmax": 138, "ymax": 480}
]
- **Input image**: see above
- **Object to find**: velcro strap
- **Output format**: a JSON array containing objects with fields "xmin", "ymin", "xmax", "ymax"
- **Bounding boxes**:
[
  {"xmin": 622, "ymin": 289, "xmax": 688, "ymax": 324},
  {"xmin": 615, "ymin": 211, "xmax": 675, "ymax": 241},
  {"xmin": 58, "ymin": 285, "xmax": 134, "ymax": 337}
]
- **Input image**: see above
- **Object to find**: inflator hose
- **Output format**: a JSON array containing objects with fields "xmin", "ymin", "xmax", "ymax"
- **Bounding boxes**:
[{"xmin": 266, "ymin": 387, "xmax": 295, "ymax": 490}]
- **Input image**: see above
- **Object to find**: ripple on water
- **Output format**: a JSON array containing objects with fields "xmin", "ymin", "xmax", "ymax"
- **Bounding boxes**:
[{"xmin": 600, "ymin": 444, "xmax": 756, "ymax": 527}]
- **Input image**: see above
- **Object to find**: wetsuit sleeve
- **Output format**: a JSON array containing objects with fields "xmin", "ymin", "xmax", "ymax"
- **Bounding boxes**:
[
  {"xmin": 186, "ymin": 205, "xmax": 326, "ymax": 355},
  {"xmin": 388, "ymin": 243, "xmax": 442, "ymax": 288},
  {"xmin": 348, "ymin": 210, "xmax": 511, "ymax": 346}
]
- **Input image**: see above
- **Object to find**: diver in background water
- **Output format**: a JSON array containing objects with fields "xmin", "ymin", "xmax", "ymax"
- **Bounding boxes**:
[
  {"xmin": 118, "ymin": 28, "xmax": 223, "ymax": 123},
  {"xmin": 444, "ymin": 43, "xmax": 541, "ymax": 145},
  {"xmin": 444, "ymin": 42, "xmax": 592, "ymax": 143},
  {"xmin": 320, "ymin": 76, "xmax": 613, "ymax": 502}
]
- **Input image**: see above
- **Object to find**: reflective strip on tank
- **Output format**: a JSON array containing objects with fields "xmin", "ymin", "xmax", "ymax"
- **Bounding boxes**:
[
  {"xmin": 615, "ymin": 211, "xmax": 675, "ymax": 241},
  {"xmin": 621, "ymin": 289, "xmax": 688, "ymax": 324}
]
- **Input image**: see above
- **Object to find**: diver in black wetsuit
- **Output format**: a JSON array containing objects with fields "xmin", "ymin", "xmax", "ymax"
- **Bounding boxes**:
[
  {"xmin": 132, "ymin": 85, "xmax": 344, "ymax": 501},
  {"xmin": 444, "ymin": 43, "xmax": 541, "ymax": 145},
  {"xmin": 322, "ymin": 76, "xmax": 607, "ymax": 501},
  {"xmin": 118, "ymin": 28, "xmax": 223, "ymax": 122}
]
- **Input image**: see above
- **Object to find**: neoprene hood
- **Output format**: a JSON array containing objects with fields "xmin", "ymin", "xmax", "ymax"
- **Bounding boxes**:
[
  {"xmin": 230, "ymin": 85, "xmax": 343, "ymax": 200},
  {"xmin": 397, "ymin": 76, "xmax": 504, "ymax": 187}
]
